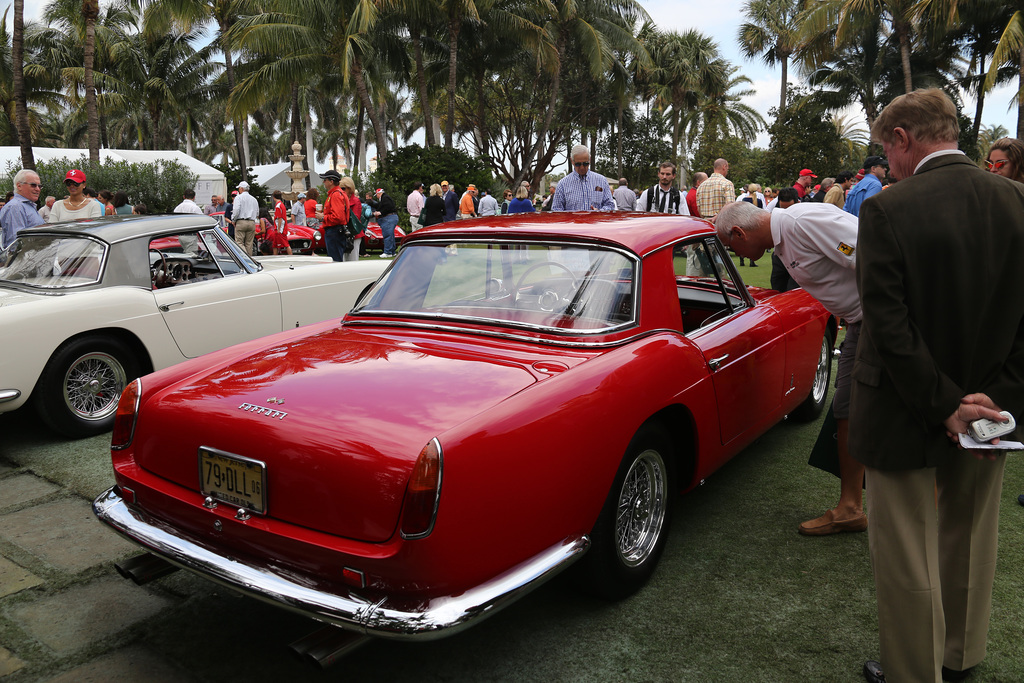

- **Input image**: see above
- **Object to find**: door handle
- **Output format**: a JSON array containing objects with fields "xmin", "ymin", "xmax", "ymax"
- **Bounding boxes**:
[
  {"xmin": 158, "ymin": 301, "xmax": 184, "ymax": 312},
  {"xmin": 708, "ymin": 354, "xmax": 729, "ymax": 371}
]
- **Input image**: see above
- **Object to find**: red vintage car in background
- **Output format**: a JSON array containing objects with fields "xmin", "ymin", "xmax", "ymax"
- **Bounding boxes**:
[
  {"xmin": 359, "ymin": 220, "xmax": 406, "ymax": 255},
  {"xmin": 284, "ymin": 223, "xmax": 324, "ymax": 255},
  {"xmin": 95, "ymin": 212, "xmax": 834, "ymax": 660}
]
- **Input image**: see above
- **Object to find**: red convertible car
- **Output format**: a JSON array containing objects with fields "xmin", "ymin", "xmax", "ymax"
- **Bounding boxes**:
[{"xmin": 95, "ymin": 212, "xmax": 834, "ymax": 655}]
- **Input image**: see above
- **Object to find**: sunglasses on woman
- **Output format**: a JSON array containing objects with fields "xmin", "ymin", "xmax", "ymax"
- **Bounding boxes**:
[{"xmin": 985, "ymin": 159, "xmax": 1009, "ymax": 170}]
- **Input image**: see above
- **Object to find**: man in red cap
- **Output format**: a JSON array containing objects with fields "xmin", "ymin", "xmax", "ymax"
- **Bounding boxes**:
[{"xmin": 792, "ymin": 168, "xmax": 816, "ymax": 200}]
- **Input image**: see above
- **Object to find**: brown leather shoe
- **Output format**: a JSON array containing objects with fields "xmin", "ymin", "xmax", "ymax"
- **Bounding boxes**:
[{"xmin": 798, "ymin": 509, "xmax": 868, "ymax": 536}]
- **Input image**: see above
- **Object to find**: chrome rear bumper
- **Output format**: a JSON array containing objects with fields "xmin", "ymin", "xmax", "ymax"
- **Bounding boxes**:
[{"xmin": 93, "ymin": 487, "xmax": 588, "ymax": 640}]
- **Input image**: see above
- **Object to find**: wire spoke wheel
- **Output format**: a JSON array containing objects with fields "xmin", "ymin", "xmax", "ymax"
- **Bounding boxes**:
[
  {"xmin": 810, "ymin": 336, "xmax": 830, "ymax": 405},
  {"xmin": 62, "ymin": 352, "xmax": 127, "ymax": 422},
  {"xmin": 614, "ymin": 449, "xmax": 668, "ymax": 568}
]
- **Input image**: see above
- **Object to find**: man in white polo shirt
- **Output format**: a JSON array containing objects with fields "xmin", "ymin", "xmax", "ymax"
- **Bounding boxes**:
[{"xmin": 714, "ymin": 200, "xmax": 865, "ymax": 538}]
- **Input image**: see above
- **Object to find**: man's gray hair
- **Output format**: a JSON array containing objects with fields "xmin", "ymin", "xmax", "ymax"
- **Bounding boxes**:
[
  {"xmin": 13, "ymin": 168, "xmax": 38, "ymax": 189},
  {"xmin": 713, "ymin": 200, "xmax": 763, "ymax": 243},
  {"xmin": 820, "ymin": 177, "xmax": 835, "ymax": 190},
  {"xmin": 570, "ymin": 144, "xmax": 589, "ymax": 160}
]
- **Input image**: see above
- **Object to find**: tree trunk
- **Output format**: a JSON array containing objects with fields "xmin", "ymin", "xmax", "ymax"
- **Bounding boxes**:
[
  {"xmin": 518, "ymin": 33, "xmax": 565, "ymax": 189},
  {"xmin": 12, "ymin": 0, "xmax": 33, "ymax": 169},
  {"xmin": 779, "ymin": 53, "xmax": 788, "ymax": 114},
  {"xmin": 353, "ymin": 56, "xmax": 387, "ymax": 172},
  {"xmin": 83, "ymin": 0, "xmax": 100, "ymax": 164},
  {"xmin": 897, "ymin": 20, "xmax": 913, "ymax": 94},
  {"xmin": 1018, "ymin": 45, "xmax": 1024, "ymax": 140},
  {"xmin": 355, "ymin": 102, "xmax": 365, "ymax": 173},
  {"xmin": 304, "ymin": 109, "xmax": 316, "ymax": 184},
  {"xmin": 615, "ymin": 102, "xmax": 623, "ymax": 177},
  {"xmin": 410, "ymin": 24, "xmax": 436, "ymax": 147},
  {"xmin": 445, "ymin": 16, "xmax": 461, "ymax": 149},
  {"xmin": 971, "ymin": 51, "xmax": 987, "ymax": 153},
  {"xmin": 220, "ymin": 21, "xmax": 247, "ymax": 179},
  {"xmin": 475, "ymin": 67, "xmax": 488, "ymax": 156}
]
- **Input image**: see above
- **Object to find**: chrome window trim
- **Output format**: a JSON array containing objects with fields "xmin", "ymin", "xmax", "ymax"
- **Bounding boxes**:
[
  {"xmin": 342, "ymin": 319, "xmax": 673, "ymax": 349},
  {"xmin": 351, "ymin": 238, "xmax": 641, "ymax": 336}
]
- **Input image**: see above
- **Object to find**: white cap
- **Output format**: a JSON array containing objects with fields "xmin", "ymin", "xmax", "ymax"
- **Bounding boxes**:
[{"xmin": 237, "ymin": 181, "xmax": 249, "ymax": 190}]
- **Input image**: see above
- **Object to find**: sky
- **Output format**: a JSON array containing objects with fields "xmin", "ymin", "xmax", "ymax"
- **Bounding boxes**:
[{"xmin": 8, "ymin": 0, "xmax": 1019, "ymax": 161}]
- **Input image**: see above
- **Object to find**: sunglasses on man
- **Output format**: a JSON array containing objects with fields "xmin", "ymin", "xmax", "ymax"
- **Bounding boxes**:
[{"xmin": 573, "ymin": 161, "xmax": 590, "ymax": 168}]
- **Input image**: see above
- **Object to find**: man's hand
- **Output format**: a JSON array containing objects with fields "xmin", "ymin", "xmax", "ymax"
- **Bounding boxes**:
[{"xmin": 944, "ymin": 393, "xmax": 1006, "ymax": 460}]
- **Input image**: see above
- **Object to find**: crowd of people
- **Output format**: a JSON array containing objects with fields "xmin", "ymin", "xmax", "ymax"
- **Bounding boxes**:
[{"xmin": 2, "ymin": 88, "xmax": 1024, "ymax": 683}]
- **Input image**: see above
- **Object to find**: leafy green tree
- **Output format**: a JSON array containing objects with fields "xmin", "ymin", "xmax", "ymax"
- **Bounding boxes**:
[
  {"xmin": 763, "ymin": 87, "xmax": 846, "ymax": 185},
  {"xmin": 15, "ymin": 156, "xmax": 198, "ymax": 212},
  {"xmin": 378, "ymin": 143, "xmax": 492, "ymax": 200},
  {"xmin": 594, "ymin": 110, "xmax": 673, "ymax": 189},
  {"xmin": 690, "ymin": 135, "xmax": 766, "ymax": 193}
]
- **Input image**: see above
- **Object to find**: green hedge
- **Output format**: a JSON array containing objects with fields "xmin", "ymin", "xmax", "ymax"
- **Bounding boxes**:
[{"xmin": 3, "ymin": 156, "xmax": 199, "ymax": 214}]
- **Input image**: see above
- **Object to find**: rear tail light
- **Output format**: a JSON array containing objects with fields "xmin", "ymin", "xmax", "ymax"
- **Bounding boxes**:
[
  {"xmin": 400, "ymin": 439, "xmax": 443, "ymax": 539},
  {"xmin": 111, "ymin": 378, "xmax": 141, "ymax": 450}
]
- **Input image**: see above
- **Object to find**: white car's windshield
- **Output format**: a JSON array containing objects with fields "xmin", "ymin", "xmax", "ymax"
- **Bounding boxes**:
[
  {"xmin": 0, "ymin": 235, "xmax": 106, "ymax": 288},
  {"xmin": 354, "ymin": 241, "xmax": 637, "ymax": 333}
]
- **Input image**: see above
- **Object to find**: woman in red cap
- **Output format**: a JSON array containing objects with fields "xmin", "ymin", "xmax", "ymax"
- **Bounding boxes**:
[{"xmin": 48, "ymin": 169, "xmax": 104, "ymax": 223}]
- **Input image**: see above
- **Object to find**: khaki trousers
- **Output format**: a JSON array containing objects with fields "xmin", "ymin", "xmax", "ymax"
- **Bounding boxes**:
[
  {"xmin": 865, "ymin": 455, "xmax": 1005, "ymax": 683},
  {"xmin": 234, "ymin": 219, "xmax": 256, "ymax": 256}
]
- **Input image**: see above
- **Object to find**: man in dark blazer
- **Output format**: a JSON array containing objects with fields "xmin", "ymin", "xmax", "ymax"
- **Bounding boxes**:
[
  {"xmin": 851, "ymin": 88, "xmax": 1024, "ymax": 683},
  {"xmin": 442, "ymin": 181, "xmax": 459, "ymax": 222}
]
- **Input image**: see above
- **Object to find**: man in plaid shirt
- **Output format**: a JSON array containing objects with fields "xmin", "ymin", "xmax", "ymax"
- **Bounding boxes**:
[
  {"xmin": 552, "ymin": 144, "xmax": 615, "ymax": 212},
  {"xmin": 696, "ymin": 158, "xmax": 736, "ymax": 220}
]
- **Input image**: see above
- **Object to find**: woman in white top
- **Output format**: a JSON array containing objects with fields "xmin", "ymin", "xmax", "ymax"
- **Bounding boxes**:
[{"xmin": 48, "ymin": 169, "xmax": 104, "ymax": 222}]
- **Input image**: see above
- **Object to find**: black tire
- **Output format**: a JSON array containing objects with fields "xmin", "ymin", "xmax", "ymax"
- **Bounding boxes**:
[
  {"xmin": 34, "ymin": 335, "xmax": 138, "ymax": 438},
  {"xmin": 581, "ymin": 423, "xmax": 674, "ymax": 600},
  {"xmin": 790, "ymin": 330, "xmax": 833, "ymax": 422}
]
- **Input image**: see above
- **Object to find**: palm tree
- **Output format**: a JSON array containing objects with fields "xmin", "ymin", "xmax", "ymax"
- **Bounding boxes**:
[
  {"xmin": 516, "ymin": 0, "xmax": 649, "ymax": 188},
  {"xmin": 985, "ymin": 1, "xmax": 1024, "ymax": 138},
  {"xmin": 738, "ymin": 0, "xmax": 804, "ymax": 114},
  {"xmin": 382, "ymin": 0, "xmax": 441, "ymax": 147},
  {"xmin": 227, "ymin": 0, "xmax": 395, "ymax": 172},
  {"xmin": 436, "ymin": 0, "xmax": 492, "ymax": 149},
  {"xmin": 0, "ymin": 11, "xmax": 66, "ymax": 147},
  {"xmin": 11, "ymin": 2, "xmax": 33, "ymax": 167},
  {"xmin": 83, "ymin": 0, "xmax": 99, "ymax": 162},
  {"xmin": 118, "ymin": 26, "xmax": 218, "ymax": 149},
  {"xmin": 688, "ymin": 65, "xmax": 765, "ymax": 148},
  {"xmin": 154, "ymin": 0, "xmax": 251, "ymax": 175},
  {"xmin": 953, "ymin": 0, "xmax": 1015, "ymax": 149},
  {"xmin": 640, "ymin": 28, "xmax": 726, "ymax": 173},
  {"xmin": 803, "ymin": 0, "xmax": 926, "ymax": 94},
  {"xmin": 978, "ymin": 123, "xmax": 1010, "ymax": 156}
]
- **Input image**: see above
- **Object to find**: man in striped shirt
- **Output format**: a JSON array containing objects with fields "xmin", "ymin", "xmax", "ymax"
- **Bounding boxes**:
[{"xmin": 552, "ymin": 145, "xmax": 615, "ymax": 212}]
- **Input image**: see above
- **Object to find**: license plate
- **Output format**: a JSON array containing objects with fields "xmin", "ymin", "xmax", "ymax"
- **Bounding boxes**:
[{"xmin": 198, "ymin": 447, "xmax": 267, "ymax": 514}]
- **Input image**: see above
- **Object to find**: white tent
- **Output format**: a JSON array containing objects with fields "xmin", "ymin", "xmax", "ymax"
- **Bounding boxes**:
[{"xmin": 0, "ymin": 147, "xmax": 227, "ymax": 205}]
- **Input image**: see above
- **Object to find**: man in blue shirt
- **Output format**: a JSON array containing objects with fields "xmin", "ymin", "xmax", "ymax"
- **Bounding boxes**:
[
  {"xmin": 552, "ymin": 145, "xmax": 615, "ymax": 212},
  {"xmin": 844, "ymin": 155, "xmax": 887, "ymax": 217},
  {"xmin": 0, "ymin": 169, "xmax": 44, "ymax": 250}
]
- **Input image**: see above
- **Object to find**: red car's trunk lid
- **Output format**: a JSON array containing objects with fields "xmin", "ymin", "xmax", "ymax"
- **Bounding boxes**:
[{"xmin": 134, "ymin": 328, "xmax": 540, "ymax": 542}]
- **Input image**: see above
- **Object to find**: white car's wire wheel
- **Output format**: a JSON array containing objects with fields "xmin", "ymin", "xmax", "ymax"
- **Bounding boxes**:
[{"xmin": 35, "ymin": 335, "xmax": 139, "ymax": 438}]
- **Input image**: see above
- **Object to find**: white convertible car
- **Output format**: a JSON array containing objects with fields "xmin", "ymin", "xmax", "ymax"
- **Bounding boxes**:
[{"xmin": 0, "ymin": 215, "xmax": 387, "ymax": 437}]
